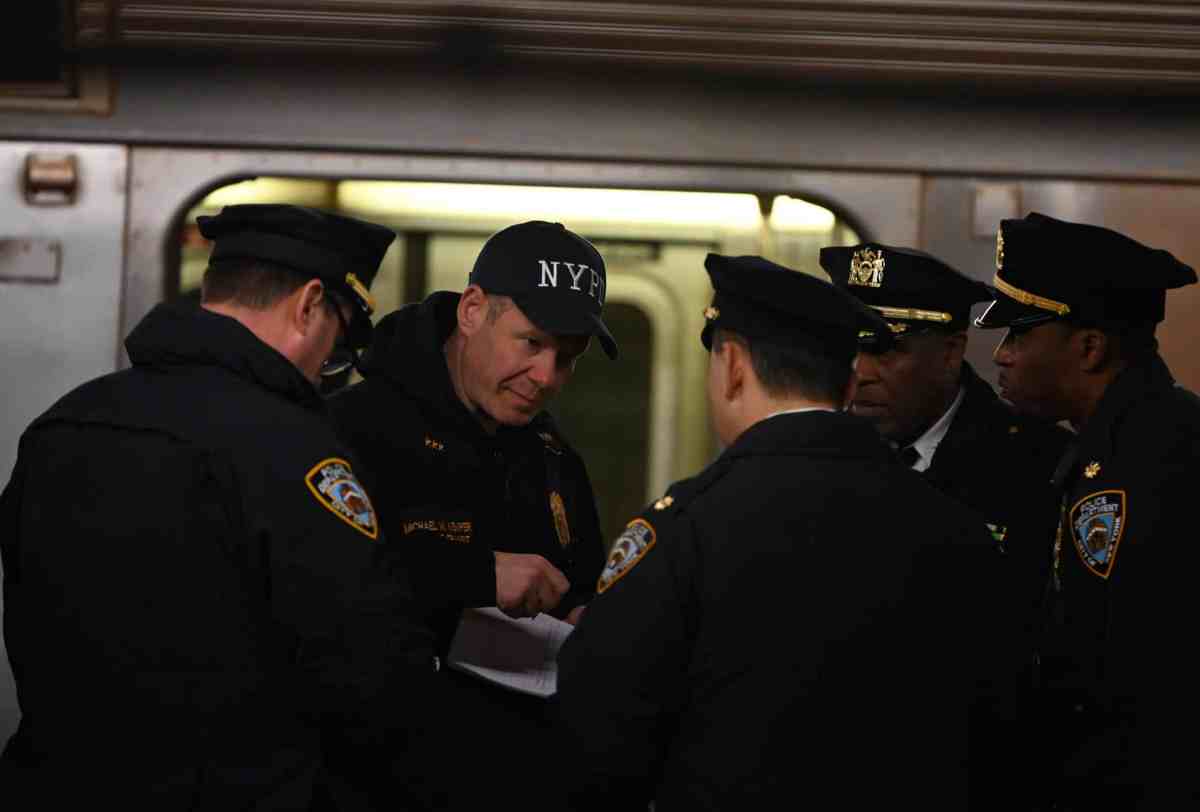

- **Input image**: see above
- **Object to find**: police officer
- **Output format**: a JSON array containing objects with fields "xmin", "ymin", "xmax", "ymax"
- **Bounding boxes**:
[
  {"xmin": 0, "ymin": 204, "xmax": 434, "ymax": 809},
  {"xmin": 327, "ymin": 221, "xmax": 615, "ymax": 808},
  {"xmin": 823, "ymin": 244, "xmax": 1071, "ymax": 808},
  {"xmin": 975, "ymin": 212, "xmax": 1200, "ymax": 810},
  {"xmin": 556, "ymin": 254, "xmax": 1009, "ymax": 811}
]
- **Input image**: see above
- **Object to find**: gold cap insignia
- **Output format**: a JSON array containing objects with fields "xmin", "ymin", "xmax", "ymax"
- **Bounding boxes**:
[
  {"xmin": 704, "ymin": 305, "xmax": 720, "ymax": 321},
  {"xmin": 423, "ymin": 436, "xmax": 444, "ymax": 451},
  {"xmin": 849, "ymin": 248, "xmax": 885, "ymax": 288},
  {"xmin": 345, "ymin": 272, "xmax": 376, "ymax": 315},
  {"xmin": 995, "ymin": 228, "xmax": 1005, "ymax": 271},
  {"xmin": 1084, "ymin": 462, "xmax": 1101, "ymax": 479},
  {"xmin": 653, "ymin": 495, "xmax": 674, "ymax": 511}
]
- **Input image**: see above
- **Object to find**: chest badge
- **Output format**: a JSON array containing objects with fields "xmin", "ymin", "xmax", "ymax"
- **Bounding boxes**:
[
  {"xmin": 549, "ymin": 490, "xmax": 572, "ymax": 548},
  {"xmin": 305, "ymin": 458, "xmax": 379, "ymax": 540},
  {"xmin": 1069, "ymin": 489, "xmax": 1126, "ymax": 579},
  {"xmin": 597, "ymin": 518, "xmax": 657, "ymax": 594},
  {"xmin": 1083, "ymin": 461, "xmax": 1101, "ymax": 479}
]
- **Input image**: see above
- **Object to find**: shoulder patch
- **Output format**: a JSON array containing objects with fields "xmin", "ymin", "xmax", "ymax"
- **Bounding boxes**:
[
  {"xmin": 305, "ymin": 457, "xmax": 379, "ymax": 540},
  {"xmin": 1069, "ymin": 489, "xmax": 1126, "ymax": 578},
  {"xmin": 597, "ymin": 518, "xmax": 657, "ymax": 594}
]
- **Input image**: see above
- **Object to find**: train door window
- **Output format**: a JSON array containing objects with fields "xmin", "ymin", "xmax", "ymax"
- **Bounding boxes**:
[{"xmin": 177, "ymin": 179, "xmax": 858, "ymax": 545}]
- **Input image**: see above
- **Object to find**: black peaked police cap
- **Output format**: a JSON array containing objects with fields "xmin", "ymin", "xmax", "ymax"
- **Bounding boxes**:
[
  {"xmin": 468, "ymin": 221, "xmax": 618, "ymax": 360},
  {"xmin": 700, "ymin": 254, "xmax": 892, "ymax": 360},
  {"xmin": 197, "ymin": 204, "xmax": 395, "ymax": 350},
  {"xmin": 821, "ymin": 243, "xmax": 992, "ymax": 340},
  {"xmin": 975, "ymin": 211, "xmax": 1197, "ymax": 329}
]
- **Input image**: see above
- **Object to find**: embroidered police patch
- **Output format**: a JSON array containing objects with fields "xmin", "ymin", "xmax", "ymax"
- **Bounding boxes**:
[
  {"xmin": 305, "ymin": 458, "xmax": 379, "ymax": 540},
  {"xmin": 597, "ymin": 518, "xmax": 657, "ymax": 594},
  {"xmin": 1069, "ymin": 489, "xmax": 1126, "ymax": 578}
]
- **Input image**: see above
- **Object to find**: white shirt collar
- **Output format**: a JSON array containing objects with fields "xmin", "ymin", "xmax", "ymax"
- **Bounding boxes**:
[{"xmin": 905, "ymin": 386, "xmax": 965, "ymax": 472}]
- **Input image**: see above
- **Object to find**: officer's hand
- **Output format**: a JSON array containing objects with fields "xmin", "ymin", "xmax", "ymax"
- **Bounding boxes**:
[{"xmin": 494, "ymin": 552, "xmax": 570, "ymax": 618}]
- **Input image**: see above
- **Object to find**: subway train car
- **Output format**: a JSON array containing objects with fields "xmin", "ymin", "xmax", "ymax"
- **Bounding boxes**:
[{"xmin": 3, "ymin": 1, "xmax": 1200, "ymax": 743}]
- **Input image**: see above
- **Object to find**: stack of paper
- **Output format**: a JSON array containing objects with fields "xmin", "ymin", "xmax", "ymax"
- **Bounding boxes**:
[{"xmin": 446, "ymin": 607, "xmax": 575, "ymax": 698}]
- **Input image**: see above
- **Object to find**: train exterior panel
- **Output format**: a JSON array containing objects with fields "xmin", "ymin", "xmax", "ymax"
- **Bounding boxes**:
[{"xmin": 3, "ymin": 0, "xmax": 1200, "ymax": 746}]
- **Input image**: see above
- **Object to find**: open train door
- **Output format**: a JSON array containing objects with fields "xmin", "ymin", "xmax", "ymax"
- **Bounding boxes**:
[{"xmin": 0, "ymin": 142, "xmax": 129, "ymax": 744}]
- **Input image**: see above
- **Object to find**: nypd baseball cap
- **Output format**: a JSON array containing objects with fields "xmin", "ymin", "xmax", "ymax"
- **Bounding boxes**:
[{"xmin": 468, "ymin": 221, "xmax": 619, "ymax": 360}]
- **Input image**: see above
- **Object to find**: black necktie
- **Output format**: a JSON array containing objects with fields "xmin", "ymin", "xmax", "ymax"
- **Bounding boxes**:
[{"xmin": 898, "ymin": 445, "xmax": 920, "ymax": 469}]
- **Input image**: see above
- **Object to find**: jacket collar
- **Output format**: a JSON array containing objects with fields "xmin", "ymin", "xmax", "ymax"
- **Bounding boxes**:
[
  {"xmin": 723, "ymin": 409, "xmax": 891, "ymax": 463},
  {"xmin": 125, "ymin": 302, "xmax": 323, "ymax": 410},
  {"xmin": 1077, "ymin": 353, "xmax": 1175, "ymax": 457}
]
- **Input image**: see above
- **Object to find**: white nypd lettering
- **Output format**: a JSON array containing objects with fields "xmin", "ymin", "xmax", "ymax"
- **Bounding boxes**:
[
  {"xmin": 566, "ymin": 262, "xmax": 587, "ymax": 290},
  {"xmin": 536, "ymin": 258, "xmax": 604, "ymax": 302},
  {"xmin": 538, "ymin": 260, "xmax": 560, "ymax": 288}
]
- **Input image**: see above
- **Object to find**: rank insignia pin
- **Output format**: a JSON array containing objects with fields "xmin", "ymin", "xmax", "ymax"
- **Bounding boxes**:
[
  {"xmin": 653, "ymin": 495, "xmax": 674, "ymax": 511},
  {"xmin": 704, "ymin": 306, "xmax": 720, "ymax": 321},
  {"xmin": 549, "ymin": 491, "xmax": 572, "ymax": 548},
  {"xmin": 1084, "ymin": 461, "xmax": 1101, "ymax": 479}
]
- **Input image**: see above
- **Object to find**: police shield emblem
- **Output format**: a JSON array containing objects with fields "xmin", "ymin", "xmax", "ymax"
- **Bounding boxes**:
[
  {"xmin": 1069, "ymin": 489, "xmax": 1126, "ymax": 578},
  {"xmin": 597, "ymin": 518, "xmax": 657, "ymax": 594},
  {"xmin": 306, "ymin": 457, "xmax": 379, "ymax": 540}
]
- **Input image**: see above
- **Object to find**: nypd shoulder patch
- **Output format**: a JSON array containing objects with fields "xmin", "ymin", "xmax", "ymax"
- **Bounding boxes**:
[
  {"xmin": 597, "ymin": 518, "xmax": 657, "ymax": 594},
  {"xmin": 305, "ymin": 457, "xmax": 379, "ymax": 540},
  {"xmin": 1069, "ymin": 489, "xmax": 1126, "ymax": 578}
]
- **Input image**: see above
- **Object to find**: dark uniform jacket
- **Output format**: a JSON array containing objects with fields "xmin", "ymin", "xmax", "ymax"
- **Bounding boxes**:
[
  {"xmin": 924, "ymin": 364, "xmax": 1071, "ymax": 625},
  {"xmin": 326, "ymin": 291, "xmax": 605, "ymax": 809},
  {"xmin": 557, "ymin": 409, "xmax": 1009, "ymax": 811},
  {"xmin": 1040, "ymin": 353, "xmax": 1200, "ymax": 809},
  {"xmin": 0, "ymin": 303, "xmax": 434, "ymax": 810},
  {"xmin": 921, "ymin": 363, "xmax": 1071, "ymax": 809}
]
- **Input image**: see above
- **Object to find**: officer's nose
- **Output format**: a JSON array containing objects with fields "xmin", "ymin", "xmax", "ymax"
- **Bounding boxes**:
[
  {"xmin": 853, "ymin": 352, "xmax": 881, "ymax": 384},
  {"xmin": 992, "ymin": 330, "xmax": 1014, "ymax": 367},
  {"xmin": 527, "ymin": 352, "xmax": 557, "ymax": 391}
]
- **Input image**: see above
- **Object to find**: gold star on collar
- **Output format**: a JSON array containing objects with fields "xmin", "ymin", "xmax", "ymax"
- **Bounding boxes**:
[
  {"xmin": 1084, "ymin": 461, "xmax": 1101, "ymax": 479},
  {"xmin": 653, "ymin": 495, "xmax": 674, "ymax": 511},
  {"xmin": 703, "ymin": 306, "xmax": 720, "ymax": 321}
]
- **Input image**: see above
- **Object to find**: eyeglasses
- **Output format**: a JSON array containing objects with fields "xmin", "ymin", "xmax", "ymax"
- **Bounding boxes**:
[{"xmin": 319, "ymin": 297, "xmax": 360, "ymax": 378}]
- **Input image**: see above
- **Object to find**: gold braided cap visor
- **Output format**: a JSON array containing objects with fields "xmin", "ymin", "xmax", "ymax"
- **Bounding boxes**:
[
  {"xmin": 991, "ymin": 274, "xmax": 1071, "ymax": 316},
  {"xmin": 869, "ymin": 305, "xmax": 954, "ymax": 324}
]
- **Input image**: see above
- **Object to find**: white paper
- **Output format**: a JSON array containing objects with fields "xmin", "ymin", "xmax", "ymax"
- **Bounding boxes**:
[{"xmin": 445, "ymin": 607, "xmax": 574, "ymax": 698}]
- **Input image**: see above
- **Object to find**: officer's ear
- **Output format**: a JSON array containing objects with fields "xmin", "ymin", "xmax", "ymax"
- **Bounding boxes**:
[
  {"xmin": 292, "ymin": 278, "xmax": 328, "ymax": 336},
  {"xmin": 457, "ymin": 285, "xmax": 489, "ymax": 338},
  {"xmin": 717, "ymin": 334, "xmax": 748, "ymax": 402},
  {"xmin": 1076, "ymin": 327, "xmax": 1114, "ymax": 374}
]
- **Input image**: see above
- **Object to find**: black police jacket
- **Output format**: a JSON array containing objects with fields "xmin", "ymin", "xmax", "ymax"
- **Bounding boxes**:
[
  {"xmin": 327, "ymin": 291, "xmax": 605, "ymax": 655},
  {"xmin": 925, "ymin": 364, "xmax": 1071, "ymax": 649},
  {"xmin": 1040, "ymin": 353, "xmax": 1200, "ymax": 809},
  {"xmin": 0, "ymin": 302, "xmax": 433, "ymax": 810},
  {"xmin": 557, "ymin": 409, "xmax": 1010, "ymax": 811},
  {"xmin": 921, "ymin": 363, "xmax": 1072, "ymax": 810}
]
